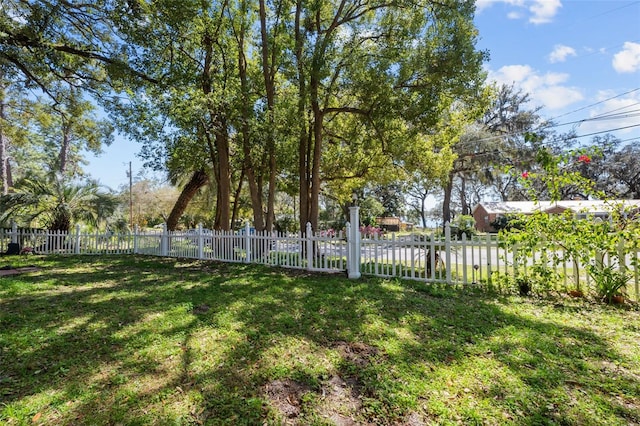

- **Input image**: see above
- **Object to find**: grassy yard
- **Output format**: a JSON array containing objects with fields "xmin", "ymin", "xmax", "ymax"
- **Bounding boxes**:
[{"xmin": 1, "ymin": 255, "xmax": 639, "ymax": 425}]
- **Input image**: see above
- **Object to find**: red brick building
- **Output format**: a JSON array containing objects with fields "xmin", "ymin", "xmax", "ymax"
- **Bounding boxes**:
[{"xmin": 472, "ymin": 200, "xmax": 640, "ymax": 233}]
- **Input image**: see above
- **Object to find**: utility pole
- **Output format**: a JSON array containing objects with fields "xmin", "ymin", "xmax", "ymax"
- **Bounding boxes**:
[{"xmin": 128, "ymin": 162, "xmax": 133, "ymax": 226}]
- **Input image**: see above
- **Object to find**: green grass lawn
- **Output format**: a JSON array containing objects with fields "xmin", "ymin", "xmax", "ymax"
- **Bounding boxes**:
[{"xmin": 1, "ymin": 255, "xmax": 639, "ymax": 425}]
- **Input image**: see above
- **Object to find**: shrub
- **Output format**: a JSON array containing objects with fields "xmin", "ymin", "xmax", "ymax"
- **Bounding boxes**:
[
  {"xmin": 588, "ymin": 263, "xmax": 629, "ymax": 304},
  {"xmin": 452, "ymin": 215, "xmax": 476, "ymax": 239}
]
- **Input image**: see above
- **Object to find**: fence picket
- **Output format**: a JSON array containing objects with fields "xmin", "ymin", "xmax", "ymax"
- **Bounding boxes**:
[{"xmin": 0, "ymin": 220, "xmax": 638, "ymax": 302}]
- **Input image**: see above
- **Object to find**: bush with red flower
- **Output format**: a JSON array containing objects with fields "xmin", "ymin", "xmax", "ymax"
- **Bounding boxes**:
[
  {"xmin": 504, "ymin": 147, "xmax": 638, "ymax": 301},
  {"xmin": 577, "ymin": 154, "xmax": 591, "ymax": 164}
]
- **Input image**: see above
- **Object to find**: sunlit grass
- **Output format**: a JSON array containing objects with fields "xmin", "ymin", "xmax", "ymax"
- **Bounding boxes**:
[{"xmin": 1, "ymin": 255, "xmax": 638, "ymax": 425}]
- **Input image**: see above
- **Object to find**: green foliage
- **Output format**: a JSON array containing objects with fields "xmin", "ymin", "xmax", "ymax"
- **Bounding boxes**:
[
  {"xmin": 588, "ymin": 263, "xmax": 629, "ymax": 304},
  {"xmin": 451, "ymin": 214, "xmax": 476, "ymax": 238},
  {"xmin": 500, "ymin": 146, "xmax": 640, "ymax": 302},
  {"xmin": 490, "ymin": 264, "xmax": 561, "ymax": 297},
  {"xmin": 274, "ymin": 216, "xmax": 299, "ymax": 234},
  {"xmin": 0, "ymin": 173, "xmax": 117, "ymax": 231},
  {"xmin": 490, "ymin": 214, "xmax": 522, "ymax": 232}
]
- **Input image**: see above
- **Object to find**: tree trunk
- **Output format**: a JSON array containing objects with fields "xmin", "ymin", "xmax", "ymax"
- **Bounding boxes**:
[
  {"xmin": 201, "ymin": 28, "xmax": 231, "ymax": 231},
  {"xmin": 59, "ymin": 122, "xmax": 71, "ymax": 174},
  {"xmin": 213, "ymin": 127, "xmax": 231, "ymax": 231},
  {"xmin": 231, "ymin": 168, "xmax": 244, "ymax": 230},
  {"xmin": 420, "ymin": 193, "xmax": 427, "ymax": 228},
  {"xmin": 238, "ymin": 7, "xmax": 265, "ymax": 231},
  {"xmin": 295, "ymin": 0, "xmax": 310, "ymax": 233},
  {"xmin": 259, "ymin": 0, "xmax": 278, "ymax": 232},
  {"xmin": 166, "ymin": 169, "xmax": 208, "ymax": 230},
  {"xmin": 460, "ymin": 175, "xmax": 469, "ymax": 216},
  {"xmin": 0, "ymin": 87, "xmax": 9, "ymax": 195},
  {"xmin": 443, "ymin": 171, "xmax": 454, "ymax": 227},
  {"xmin": 309, "ymin": 75, "xmax": 323, "ymax": 233}
]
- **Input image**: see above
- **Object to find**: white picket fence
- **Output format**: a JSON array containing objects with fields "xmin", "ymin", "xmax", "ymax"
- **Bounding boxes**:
[
  {"xmin": 1, "ymin": 208, "xmax": 639, "ymax": 301},
  {"xmin": 132, "ymin": 223, "xmax": 348, "ymax": 273},
  {"xmin": 0, "ymin": 222, "xmax": 348, "ymax": 273}
]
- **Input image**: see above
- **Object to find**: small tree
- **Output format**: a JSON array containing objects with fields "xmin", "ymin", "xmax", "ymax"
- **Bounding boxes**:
[
  {"xmin": 499, "ymin": 147, "xmax": 638, "ymax": 298},
  {"xmin": 451, "ymin": 214, "xmax": 476, "ymax": 239},
  {"xmin": 0, "ymin": 173, "xmax": 118, "ymax": 232}
]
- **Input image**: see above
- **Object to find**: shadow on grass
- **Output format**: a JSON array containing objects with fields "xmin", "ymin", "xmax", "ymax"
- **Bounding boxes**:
[{"xmin": 0, "ymin": 255, "xmax": 638, "ymax": 425}]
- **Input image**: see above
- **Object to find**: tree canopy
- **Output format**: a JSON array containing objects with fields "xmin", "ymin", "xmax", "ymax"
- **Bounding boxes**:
[
  {"xmin": 19, "ymin": 1, "xmax": 633, "ymax": 232},
  {"xmin": 3, "ymin": 0, "xmax": 485, "ymax": 231}
]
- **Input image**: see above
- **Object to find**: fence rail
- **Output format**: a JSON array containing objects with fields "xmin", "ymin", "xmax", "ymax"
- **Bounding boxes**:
[{"xmin": 1, "ymin": 211, "xmax": 638, "ymax": 302}]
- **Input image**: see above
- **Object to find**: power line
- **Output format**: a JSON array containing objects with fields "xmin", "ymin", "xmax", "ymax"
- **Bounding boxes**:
[
  {"xmin": 564, "ymin": 0, "xmax": 640, "ymax": 30},
  {"xmin": 547, "ymin": 88, "xmax": 640, "ymax": 122},
  {"xmin": 592, "ymin": 101, "xmax": 640, "ymax": 118},
  {"xmin": 553, "ymin": 110, "xmax": 640, "ymax": 128},
  {"xmin": 456, "ymin": 88, "xmax": 640, "ymax": 148},
  {"xmin": 567, "ymin": 123, "xmax": 640, "ymax": 140},
  {"xmin": 461, "ymin": 114, "xmax": 640, "ymax": 147}
]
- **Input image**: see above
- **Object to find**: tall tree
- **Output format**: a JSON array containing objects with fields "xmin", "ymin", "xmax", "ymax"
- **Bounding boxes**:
[
  {"xmin": 0, "ymin": 69, "xmax": 42, "ymax": 193},
  {"xmin": 35, "ymin": 84, "xmax": 114, "ymax": 176},
  {"xmin": 107, "ymin": 1, "xmax": 239, "ymax": 230},
  {"xmin": 292, "ymin": 0, "xmax": 487, "ymax": 231},
  {"xmin": 441, "ymin": 84, "xmax": 548, "ymax": 224},
  {"xmin": 606, "ymin": 141, "xmax": 640, "ymax": 199},
  {"xmin": 0, "ymin": 74, "xmax": 13, "ymax": 194}
]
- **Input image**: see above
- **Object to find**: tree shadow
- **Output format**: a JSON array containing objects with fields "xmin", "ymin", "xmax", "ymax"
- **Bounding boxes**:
[{"xmin": 0, "ymin": 256, "xmax": 638, "ymax": 424}]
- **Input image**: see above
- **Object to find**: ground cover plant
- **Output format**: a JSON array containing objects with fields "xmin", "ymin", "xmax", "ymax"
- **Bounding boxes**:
[{"xmin": 1, "ymin": 255, "xmax": 639, "ymax": 425}]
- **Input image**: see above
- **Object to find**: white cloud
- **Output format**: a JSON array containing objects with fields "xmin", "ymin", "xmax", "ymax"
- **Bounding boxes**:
[
  {"xmin": 529, "ymin": 0, "xmax": 562, "ymax": 24},
  {"xmin": 490, "ymin": 64, "xmax": 533, "ymax": 83},
  {"xmin": 536, "ymin": 86, "xmax": 584, "ymax": 110},
  {"xmin": 488, "ymin": 64, "xmax": 584, "ymax": 110},
  {"xmin": 612, "ymin": 42, "xmax": 640, "ymax": 73},
  {"xmin": 476, "ymin": 0, "xmax": 502, "ymax": 12},
  {"xmin": 475, "ymin": 0, "xmax": 561, "ymax": 24},
  {"xmin": 549, "ymin": 45, "xmax": 577, "ymax": 63},
  {"xmin": 476, "ymin": 0, "xmax": 525, "ymax": 12}
]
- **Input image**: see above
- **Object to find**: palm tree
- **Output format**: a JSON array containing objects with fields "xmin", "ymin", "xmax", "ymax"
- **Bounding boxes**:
[{"xmin": 0, "ymin": 173, "xmax": 118, "ymax": 232}]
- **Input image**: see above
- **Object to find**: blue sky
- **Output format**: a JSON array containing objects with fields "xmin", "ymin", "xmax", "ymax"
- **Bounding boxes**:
[
  {"xmin": 86, "ymin": 0, "xmax": 640, "ymax": 190},
  {"xmin": 475, "ymin": 0, "xmax": 640, "ymax": 142}
]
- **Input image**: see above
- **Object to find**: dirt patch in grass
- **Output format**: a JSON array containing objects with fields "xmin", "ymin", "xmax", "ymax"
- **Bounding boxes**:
[
  {"xmin": 264, "ymin": 375, "xmax": 365, "ymax": 425},
  {"xmin": 264, "ymin": 378, "xmax": 313, "ymax": 420},
  {"xmin": 192, "ymin": 303, "xmax": 210, "ymax": 314},
  {"xmin": 317, "ymin": 375, "xmax": 364, "ymax": 425},
  {"xmin": 265, "ymin": 342, "xmax": 388, "ymax": 424},
  {"xmin": 265, "ymin": 374, "xmax": 426, "ymax": 425},
  {"xmin": 332, "ymin": 341, "xmax": 381, "ymax": 368}
]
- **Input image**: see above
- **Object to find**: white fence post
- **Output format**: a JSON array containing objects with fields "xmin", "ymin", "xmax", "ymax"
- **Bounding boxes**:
[
  {"xmin": 348, "ymin": 206, "xmax": 361, "ymax": 279},
  {"xmin": 161, "ymin": 223, "xmax": 169, "ymax": 256},
  {"xmin": 75, "ymin": 224, "xmax": 81, "ymax": 254},
  {"xmin": 11, "ymin": 221, "xmax": 17, "ymax": 244},
  {"xmin": 197, "ymin": 223, "xmax": 204, "ymax": 260},
  {"xmin": 461, "ymin": 232, "xmax": 468, "ymax": 284},
  {"xmin": 244, "ymin": 222, "xmax": 251, "ymax": 263},
  {"xmin": 306, "ymin": 222, "xmax": 313, "ymax": 270},
  {"xmin": 444, "ymin": 222, "xmax": 452, "ymax": 283},
  {"xmin": 485, "ymin": 231, "xmax": 493, "ymax": 278},
  {"xmin": 133, "ymin": 225, "xmax": 139, "ymax": 254}
]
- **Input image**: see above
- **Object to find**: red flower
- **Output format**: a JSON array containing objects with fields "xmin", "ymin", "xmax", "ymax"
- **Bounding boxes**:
[
  {"xmin": 521, "ymin": 171, "xmax": 529, "ymax": 179},
  {"xmin": 578, "ymin": 154, "xmax": 591, "ymax": 164}
]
